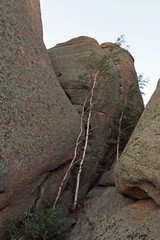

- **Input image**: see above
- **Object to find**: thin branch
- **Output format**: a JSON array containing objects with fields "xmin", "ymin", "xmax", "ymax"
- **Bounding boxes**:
[
  {"xmin": 121, "ymin": 123, "xmax": 136, "ymax": 132},
  {"xmin": 72, "ymin": 70, "xmax": 99, "ymax": 211},
  {"xmin": 83, "ymin": 100, "xmax": 99, "ymax": 114},
  {"xmin": 52, "ymin": 95, "xmax": 88, "ymax": 209},
  {"xmin": 78, "ymin": 132, "xmax": 92, "ymax": 145},
  {"xmin": 116, "ymin": 95, "xmax": 127, "ymax": 162}
]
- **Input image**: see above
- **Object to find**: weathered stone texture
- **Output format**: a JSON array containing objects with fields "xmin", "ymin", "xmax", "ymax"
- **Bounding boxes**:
[
  {"xmin": 0, "ymin": 0, "xmax": 80, "ymax": 234},
  {"xmin": 114, "ymin": 79, "xmax": 160, "ymax": 205},
  {"xmin": 48, "ymin": 36, "xmax": 144, "ymax": 199},
  {"xmin": 66, "ymin": 187, "xmax": 160, "ymax": 240}
]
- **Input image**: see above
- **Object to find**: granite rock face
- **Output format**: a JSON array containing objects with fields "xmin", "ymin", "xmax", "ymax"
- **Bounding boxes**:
[
  {"xmin": 114, "ymin": 79, "xmax": 160, "ymax": 205},
  {"xmin": 66, "ymin": 78, "xmax": 160, "ymax": 240},
  {"xmin": 66, "ymin": 187, "xmax": 160, "ymax": 240},
  {"xmin": 48, "ymin": 37, "xmax": 144, "ymax": 199},
  {"xmin": 0, "ymin": 0, "xmax": 80, "ymax": 235}
]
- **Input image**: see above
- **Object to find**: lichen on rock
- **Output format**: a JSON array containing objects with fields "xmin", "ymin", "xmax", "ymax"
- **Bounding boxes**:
[{"xmin": 114, "ymin": 79, "xmax": 160, "ymax": 206}]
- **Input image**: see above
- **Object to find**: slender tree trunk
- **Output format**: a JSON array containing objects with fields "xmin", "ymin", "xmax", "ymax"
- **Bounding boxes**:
[
  {"xmin": 72, "ymin": 70, "xmax": 99, "ymax": 211},
  {"xmin": 116, "ymin": 96, "xmax": 127, "ymax": 162},
  {"xmin": 52, "ymin": 96, "xmax": 88, "ymax": 209}
]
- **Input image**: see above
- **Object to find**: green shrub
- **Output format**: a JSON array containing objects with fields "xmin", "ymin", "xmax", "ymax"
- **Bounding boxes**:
[
  {"xmin": 23, "ymin": 207, "xmax": 64, "ymax": 239},
  {"xmin": 4, "ymin": 192, "xmax": 65, "ymax": 240}
]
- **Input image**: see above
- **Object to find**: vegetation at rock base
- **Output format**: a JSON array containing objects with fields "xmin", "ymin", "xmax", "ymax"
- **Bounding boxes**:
[
  {"xmin": 4, "ymin": 190, "xmax": 66, "ymax": 240},
  {"xmin": 3, "ymin": 40, "xmax": 148, "ymax": 239}
]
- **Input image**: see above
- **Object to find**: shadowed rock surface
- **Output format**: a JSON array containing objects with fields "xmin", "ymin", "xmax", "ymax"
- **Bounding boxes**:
[
  {"xmin": 0, "ymin": 0, "xmax": 80, "ymax": 236},
  {"xmin": 48, "ymin": 37, "xmax": 144, "ymax": 200},
  {"xmin": 66, "ymin": 187, "xmax": 160, "ymax": 240},
  {"xmin": 65, "ymin": 78, "xmax": 160, "ymax": 240},
  {"xmin": 2, "ymin": 1, "xmax": 157, "ymax": 239},
  {"xmin": 114, "ymin": 79, "xmax": 160, "ymax": 205}
]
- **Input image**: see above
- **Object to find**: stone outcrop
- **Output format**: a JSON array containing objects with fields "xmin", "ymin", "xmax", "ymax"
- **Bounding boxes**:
[
  {"xmin": 0, "ymin": 0, "xmax": 80, "ymax": 236},
  {"xmin": 1, "ymin": 0, "xmax": 159, "ymax": 239},
  {"xmin": 114, "ymin": 79, "xmax": 160, "ymax": 205},
  {"xmin": 66, "ymin": 187, "xmax": 160, "ymax": 240},
  {"xmin": 65, "ymin": 78, "xmax": 160, "ymax": 240},
  {"xmin": 48, "ymin": 37, "xmax": 144, "ymax": 200}
]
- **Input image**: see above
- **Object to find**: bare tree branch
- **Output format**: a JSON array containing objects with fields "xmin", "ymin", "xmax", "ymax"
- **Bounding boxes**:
[
  {"xmin": 52, "ymin": 94, "xmax": 89, "ymax": 209},
  {"xmin": 72, "ymin": 70, "xmax": 99, "ymax": 211},
  {"xmin": 116, "ymin": 95, "xmax": 127, "ymax": 162}
]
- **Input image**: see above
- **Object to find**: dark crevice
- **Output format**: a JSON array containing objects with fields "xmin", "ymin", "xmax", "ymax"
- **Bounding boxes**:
[
  {"xmin": 55, "ymin": 71, "xmax": 62, "ymax": 78},
  {"xmin": 65, "ymin": 92, "xmax": 72, "ymax": 103},
  {"xmin": 0, "ymin": 203, "xmax": 9, "ymax": 212},
  {"xmin": 0, "ymin": 184, "xmax": 4, "ymax": 193},
  {"xmin": 43, "ymin": 157, "xmax": 76, "ymax": 175}
]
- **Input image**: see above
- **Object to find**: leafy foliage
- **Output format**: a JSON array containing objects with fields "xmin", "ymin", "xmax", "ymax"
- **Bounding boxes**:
[
  {"xmin": 137, "ymin": 73, "xmax": 149, "ymax": 95},
  {"xmin": 4, "ymin": 191, "xmax": 65, "ymax": 240},
  {"xmin": 115, "ymin": 34, "xmax": 130, "ymax": 50},
  {"xmin": 119, "ymin": 83, "xmax": 142, "ymax": 147}
]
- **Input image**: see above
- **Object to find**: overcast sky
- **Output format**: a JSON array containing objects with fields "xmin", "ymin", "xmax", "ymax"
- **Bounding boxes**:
[{"xmin": 40, "ymin": 0, "xmax": 160, "ymax": 105}]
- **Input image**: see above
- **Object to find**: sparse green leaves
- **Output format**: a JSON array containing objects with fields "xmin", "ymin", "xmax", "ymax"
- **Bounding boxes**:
[
  {"xmin": 4, "ymin": 217, "xmax": 21, "ymax": 240},
  {"xmin": 4, "ymin": 193, "xmax": 65, "ymax": 240},
  {"xmin": 137, "ymin": 73, "xmax": 149, "ymax": 95},
  {"xmin": 115, "ymin": 35, "xmax": 130, "ymax": 50}
]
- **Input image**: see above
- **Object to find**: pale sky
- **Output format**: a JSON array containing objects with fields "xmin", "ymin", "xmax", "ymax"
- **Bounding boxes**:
[{"xmin": 40, "ymin": 0, "xmax": 160, "ymax": 105}]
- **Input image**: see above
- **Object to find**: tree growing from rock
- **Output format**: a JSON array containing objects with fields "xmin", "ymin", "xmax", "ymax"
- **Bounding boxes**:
[
  {"xmin": 53, "ymin": 46, "xmax": 144, "ymax": 210},
  {"xmin": 53, "ymin": 53, "xmax": 116, "ymax": 210}
]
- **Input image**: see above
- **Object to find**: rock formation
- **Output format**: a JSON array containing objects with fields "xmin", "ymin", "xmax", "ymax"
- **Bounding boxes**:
[
  {"xmin": 48, "ymin": 37, "xmax": 144, "ymax": 200},
  {"xmin": 0, "ymin": 0, "xmax": 80, "ymax": 237},
  {"xmin": 1, "ymin": 1, "xmax": 152, "ymax": 239},
  {"xmin": 114, "ymin": 79, "xmax": 160, "ymax": 205},
  {"xmin": 66, "ymin": 187, "xmax": 160, "ymax": 240},
  {"xmin": 66, "ymin": 79, "xmax": 160, "ymax": 240}
]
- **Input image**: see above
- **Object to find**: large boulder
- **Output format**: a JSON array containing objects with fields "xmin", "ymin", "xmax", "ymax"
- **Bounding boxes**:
[
  {"xmin": 48, "ymin": 37, "xmax": 144, "ymax": 199},
  {"xmin": 66, "ymin": 187, "xmax": 160, "ymax": 240},
  {"xmin": 114, "ymin": 79, "xmax": 160, "ymax": 205},
  {"xmin": 0, "ymin": 0, "xmax": 80, "ymax": 235}
]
